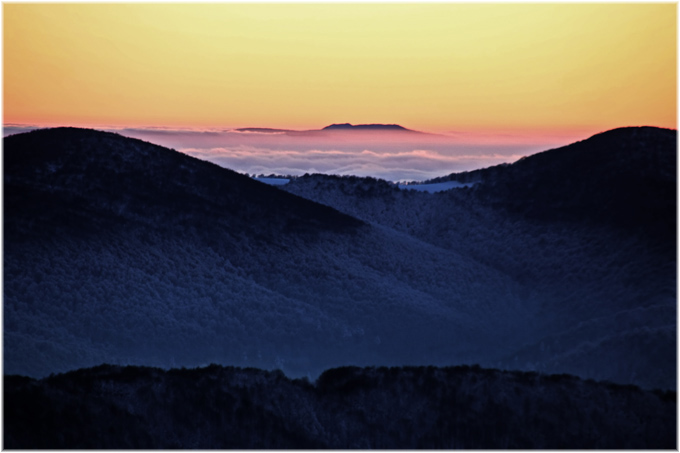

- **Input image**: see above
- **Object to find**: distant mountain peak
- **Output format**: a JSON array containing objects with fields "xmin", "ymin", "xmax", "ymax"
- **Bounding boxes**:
[
  {"xmin": 234, "ymin": 127, "xmax": 291, "ymax": 134},
  {"xmin": 322, "ymin": 123, "xmax": 412, "ymax": 132}
]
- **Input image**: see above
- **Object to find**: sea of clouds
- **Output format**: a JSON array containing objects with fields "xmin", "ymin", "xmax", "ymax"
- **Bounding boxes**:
[{"xmin": 3, "ymin": 124, "xmax": 573, "ymax": 181}]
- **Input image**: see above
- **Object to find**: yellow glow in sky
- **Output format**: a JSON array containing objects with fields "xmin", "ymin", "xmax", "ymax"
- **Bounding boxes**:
[{"xmin": 3, "ymin": 3, "xmax": 677, "ymax": 134}]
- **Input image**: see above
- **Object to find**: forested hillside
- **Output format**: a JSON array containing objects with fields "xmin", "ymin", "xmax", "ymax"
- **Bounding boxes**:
[
  {"xmin": 3, "ymin": 128, "xmax": 543, "ymax": 381},
  {"xmin": 424, "ymin": 126, "xmax": 676, "ymax": 239},
  {"xmin": 5, "ymin": 364, "xmax": 676, "ymax": 449},
  {"xmin": 3, "ymin": 127, "xmax": 676, "ymax": 391}
]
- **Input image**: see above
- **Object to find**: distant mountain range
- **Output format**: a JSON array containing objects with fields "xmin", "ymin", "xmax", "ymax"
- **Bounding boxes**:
[
  {"xmin": 236, "ymin": 123, "xmax": 424, "ymax": 135},
  {"xmin": 3, "ymin": 126, "xmax": 676, "ymax": 392},
  {"xmin": 321, "ymin": 123, "xmax": 413, "ymax": 132}
]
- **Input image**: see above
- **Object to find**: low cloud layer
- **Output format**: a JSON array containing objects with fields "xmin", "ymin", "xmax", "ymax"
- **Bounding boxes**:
[
  {"xmin": 4, "ymin": 125, "xmax": 572, "ymax": 181},
  {"xmin": 181, "ymin": 145, "xmax": 534, "ymax": 181},
  {"xmin": 115, "ymin": 127, "xmax": 564, "ymax": 181}
]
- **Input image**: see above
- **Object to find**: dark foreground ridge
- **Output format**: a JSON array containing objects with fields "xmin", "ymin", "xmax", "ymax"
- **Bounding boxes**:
[{"xmin": 4, "ymin": 364, "xmax": 676, "ymax": 449}]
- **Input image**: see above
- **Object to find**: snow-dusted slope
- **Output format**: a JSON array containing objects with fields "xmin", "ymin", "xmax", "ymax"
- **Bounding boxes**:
[
  {"xmin": 398, "ymin": 180, "xmax": 476, "ymax": 192},
  {"xmin": 255, "ymin": 177, "xmax": 290, "ymax": 186}
]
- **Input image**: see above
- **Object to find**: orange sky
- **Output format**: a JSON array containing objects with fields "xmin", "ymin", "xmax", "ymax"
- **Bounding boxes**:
[{"xmin": 3, "ymin": 3, "xmax": 677, "ymax": 137}]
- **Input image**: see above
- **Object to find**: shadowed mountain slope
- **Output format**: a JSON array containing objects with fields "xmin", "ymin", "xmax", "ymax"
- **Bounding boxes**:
[
  {"xmin": 432, "ymin": 126, "xmax": 676, "ymax": 240},
  {"xmin": 4, "ymin": 127, "xmax": 542, "ymax": 380},
  {"xmin": 281, "ymin": 127, "xmax": 677, "ymax": 389}
]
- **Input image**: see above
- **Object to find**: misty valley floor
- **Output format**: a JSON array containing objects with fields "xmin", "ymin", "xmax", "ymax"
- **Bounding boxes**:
[{"xmin": 4, "ymin": 364, "xmax": 676, "ymax": 449}]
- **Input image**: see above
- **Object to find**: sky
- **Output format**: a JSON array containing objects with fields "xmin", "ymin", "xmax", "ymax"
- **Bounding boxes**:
[{"xmin": 3, "ymin": 3, "xmax": 677, "ymax": 181}]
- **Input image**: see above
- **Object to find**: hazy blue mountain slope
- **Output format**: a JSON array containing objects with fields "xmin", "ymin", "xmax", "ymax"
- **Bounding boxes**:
[
  {"xmin": 282, "ymin": 127, "xmax": 676, "ymax": 389},
  {"xmin": 4, "ymin": 219, "xmax": 540, "ymax": 379},
  {"xmin": 5, "ymin": 364, "xmax": 675, "ymax": 449},
  {"xmin": 4, "ymin": 128, "xmax": 544, "ymax": 380}
]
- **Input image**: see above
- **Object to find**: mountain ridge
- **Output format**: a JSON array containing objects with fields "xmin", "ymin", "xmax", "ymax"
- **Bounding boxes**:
[
  {"xmin": 407, "ymin": 126, "xmax": 677, "ymax": 240},
  {"xmin": 5, "ymin": 363, "xmax": 675, "ymax": 449},
  {"xmin": 4, "ymin": 127, "xmax": 365, "ymax": 242}
]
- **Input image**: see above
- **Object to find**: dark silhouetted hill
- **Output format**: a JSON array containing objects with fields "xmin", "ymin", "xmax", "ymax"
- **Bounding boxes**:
[
  {"xmin": 4, "ymin": 127, "xmax": 363, "ymax": 242},
  {"xmin": 429, "ymin": 126, "xmax": 676, "ymax": 241},
  {"xmin": 4, "ymin": 364, "xmax": 675, "ymax": 449}
]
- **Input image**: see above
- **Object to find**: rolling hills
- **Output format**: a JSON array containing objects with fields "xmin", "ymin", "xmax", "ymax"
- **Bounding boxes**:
[{"xmin": 3, "ymin": 126, "xmax": 676, "ymax": 390}]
